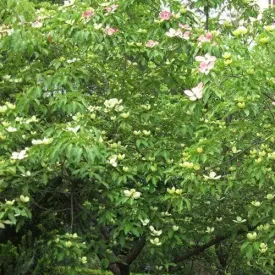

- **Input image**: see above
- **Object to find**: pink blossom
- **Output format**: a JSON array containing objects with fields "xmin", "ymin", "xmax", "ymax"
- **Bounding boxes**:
[
  {"xmin": 195, "ymin": 54, "xmax": 216, "ymax": 74},
  {"xmin": 82, "ymin": 10, "xmax": 94, "ymax": 18},
  {"xmin": 178, "ymin": 23, "xmax": 192, "ymax": 30},
  {"xmin": 145, "ymin": 40, "xmax": 159, "ymax": 48},
  {"xmin": 198, "ymin": 32, "xmax": 213, "ymax": 43},
  {"xmin": 159, "ymin": 10, "xmax": 172, "ymax": 20},
  {"xmin": 104, "ymin": 26, "xmax": 118, "ymax": 36},
  {"xmin": 104, "ymin": 4, "xmax": 118, "ymax": 13},
  {"xmin": 184, "ymin": 82, "xmax": 204, "ymax": 101},
  {"xmin": 181, "ymin": 31, "xmax": 190, "ymax": 40}
]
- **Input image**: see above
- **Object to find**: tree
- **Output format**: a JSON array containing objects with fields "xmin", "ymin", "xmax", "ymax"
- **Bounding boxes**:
[{"xmin": 0, "ymin": 0, "xmax": 274, "ymax": 274}]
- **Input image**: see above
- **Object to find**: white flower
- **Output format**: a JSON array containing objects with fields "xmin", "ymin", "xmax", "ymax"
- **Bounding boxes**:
[
  {"xmin": 64, "ymin": 0, "xmax": 75, "ymax": 7},
  {"xmin": 247, "ymin": 232, "xmax": 257, "ymax": 240},
  {"xmin": 142, "ymin": 130, "xmax": 151, "ymax": 136},
  {"xmin": 259, "ymin": 243, "xmax": 268, "ymax": 253},
  {"xmin": 20, "ymin": 195, "xmax": 30, "ymax": 203},
  {"xmin": 206, "ymin": 227, "xmax": 215, "ymax": 233},
  {"xmin": 132, "ymin": 191, "xmax": 141, "ymax": 199},
  {"xmin": 104, "ymin": 98, "xmax": 122, "ymax": 109},
  {"xmin": 6, "ymin": 126, "xmax": 17, "ymax": 132},
  {"xmin": 31, "ymin": 21, "xmax": 43, "ymax": 28},
  {"xmin": 32, "ymin": 137, "xmax": 53, "ymax": 145},
  {"xmin": 251, "ymin": 201, "xmax": 261, "ymax": 207},
  {"xmin": 80, "ymin": 256, "xmax": 87, "ymax": 264},
  {"xmin": 26, "ymin": 116, "xmax": 38, "ymax": 124},
  {"xmin": 172, "ymin": 225, "xmax": 179, "ymax": 231},
  {"xmin": 67, "ymin": 125, "xmax": 80, "ymax": 133},
  {"xmin": 140, "ymin": 218, "xmax": 150, "ymax": 226},
  {"xmin": 121, "ymin": 112, "xmax": 129, "ymax": 118},
  {"xmin": 203, "ymin": 171, "xmax": 221, "ymax": 180},
  {"xmin": 5, "ymin": 199, "xmax": 15, "ymax": 205},
  {"xmin": 5, "ymin": 102, "xmax": 16, "ymax": 110},
  {"xmin": 150, "ymin": 238, "xmax": 162, "ymax": 246},
  {"xmin": 149, "ymin": 226, "xmax": 162, "ymax": 236},
  {"xmin": 233, "ymin": 216, "xmax": 247, "ymax": 223},
  {"xmin": 109, "ymin": 155, "xmax": 118, "ymax": 167},
  {"xmin": 11, "ymin": 150, "xmax": 28, "ymax": 160},
  {"xmin": 123, "ymin": 189, "xmax": 141, "ymax": 199},
  {"xmin": 22, "ymin": 171, "xmax": 31, "ymax": 177},
  {"xmin": 65, "ymin": 241, "xmax": 73, "ymax": 247},
  {"xmin": 167, "ymin": 186, "xmax": 176, "ymax": 194},
  {"xmin": 0, "ymin": 105, "xmax": 8, "ymax": 113}
]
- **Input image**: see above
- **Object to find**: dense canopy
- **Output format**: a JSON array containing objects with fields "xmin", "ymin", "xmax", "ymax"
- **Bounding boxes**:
[{"xmin": 0, "ymin": 0, "xmax": 274, "ymax": 274}]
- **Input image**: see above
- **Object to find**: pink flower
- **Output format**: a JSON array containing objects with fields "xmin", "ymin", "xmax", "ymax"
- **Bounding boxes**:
[
  {"xmin": 198, "ymin": 32, "xmax": 213, "ymax": 43},
  {"xmin": 181, "ymin": 31, "xmax": 190, "ymax": 40},
  {"xmin": 104, "ymin": 26, "xmax": 118, "ymax": 35},
  {"xmin": 145, "ymin": 40, "xmax": 159, "ymax": 48},
  {"xmin": 178, "ymin": 23, "xmax": 192, "ymax": 30},
  {"xmin": 105, "ymin": 4, "xmax": 118, "ymax": 13},
  {"xmin": 184, "ymin": 82, "xmax": 204, "ymax": 101},
  {"xmin": 159, "ymin": 10, "xmax": 172, "ymax": 20},
  {"xmin": 195, "ymin": 54, "xmax": 216, "ymax": 74},
  {"xmin": 82, "ymin": 10, "xmax": 94, "ymax": 18}
]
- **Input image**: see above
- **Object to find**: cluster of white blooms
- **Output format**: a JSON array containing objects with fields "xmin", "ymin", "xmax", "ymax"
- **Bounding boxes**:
[
  {"xmin": 104, "ymin": 98, "xmax": 124, "ymax": 112},
  {"xmin": 32, "ymin": 137, "xmax": 53, "ymax": 145},
  {"xmin": 11, "ymin": 149, "xmax": 28, "ymax": 160},
  {"xmin": 123, "ymin": 189, "xmax": 141, "ymax": 199}
]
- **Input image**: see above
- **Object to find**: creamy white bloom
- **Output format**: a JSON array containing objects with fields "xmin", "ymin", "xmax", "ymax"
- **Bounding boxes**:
[
  {"xmin": 140, "ymin": 218, "xmax": 150, "ymax": 226},
  {"xmin": 149, "ymin": 225, "xmax": 162, "ymax": 236},
  {"xmin": 123, "ymin": 188, "xmax": 142, "ymax": 199},
  {"xmin": 203, "ymin": 171, "xmax": 221, "ymax": 180},
  {"xmin": 32, "ymin": 137, "xmax": 53, "ymax": 145},
  {"xmin": 150, "ymin": 238, "xmax": 162, "ymax": 246},
  {"xmin": 11, "ymin": 150, "xmax": 28, "ymax": 160},
  {"xmin": 233, "ymin": 216, "xmax": 247, "ymax": 223},
  {"xmin": 67, "ymin": 125, "xmax": 80, "ymax": 133},
  {"xmin": 104, "ymin": 98, "xmax": 122, "ymax": 109},
  {"xmin": 20, "ymin": 195, "xmax": 30, "ymax": 203},
  {"xmin": 109, "ymin": 155, "xmax": 118, "ymax": 167},
  {"xmin": 6, "ymin": 126, "xmax": 17, "ymax": 132},
  {"xmin": 64, "ymin": 0, "xmax": 75, "ymax": 7},
  {"xmin": 32, "ymin": 21, "xmax": 43, "ymax": 28}
]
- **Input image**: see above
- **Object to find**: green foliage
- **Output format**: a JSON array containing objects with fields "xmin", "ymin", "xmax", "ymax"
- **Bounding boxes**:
[{"xmin": 0, "ymin": 0, "xmax": 274, "ymax": 274}]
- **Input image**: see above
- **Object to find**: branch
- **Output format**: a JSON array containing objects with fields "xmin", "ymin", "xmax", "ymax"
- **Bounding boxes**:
[
  {"xmin": 173, "ymin": 225, "xmax": 258, "ymax": 266},
  {"xmin": 124, "ymin": 236, "xmax": 146, "ymax": 265}
]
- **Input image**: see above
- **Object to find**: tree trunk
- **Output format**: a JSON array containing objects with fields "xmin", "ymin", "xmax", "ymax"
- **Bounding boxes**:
[{"xmin": 109, "ymin": 263, "xmax": 130, "ymax": 275}]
